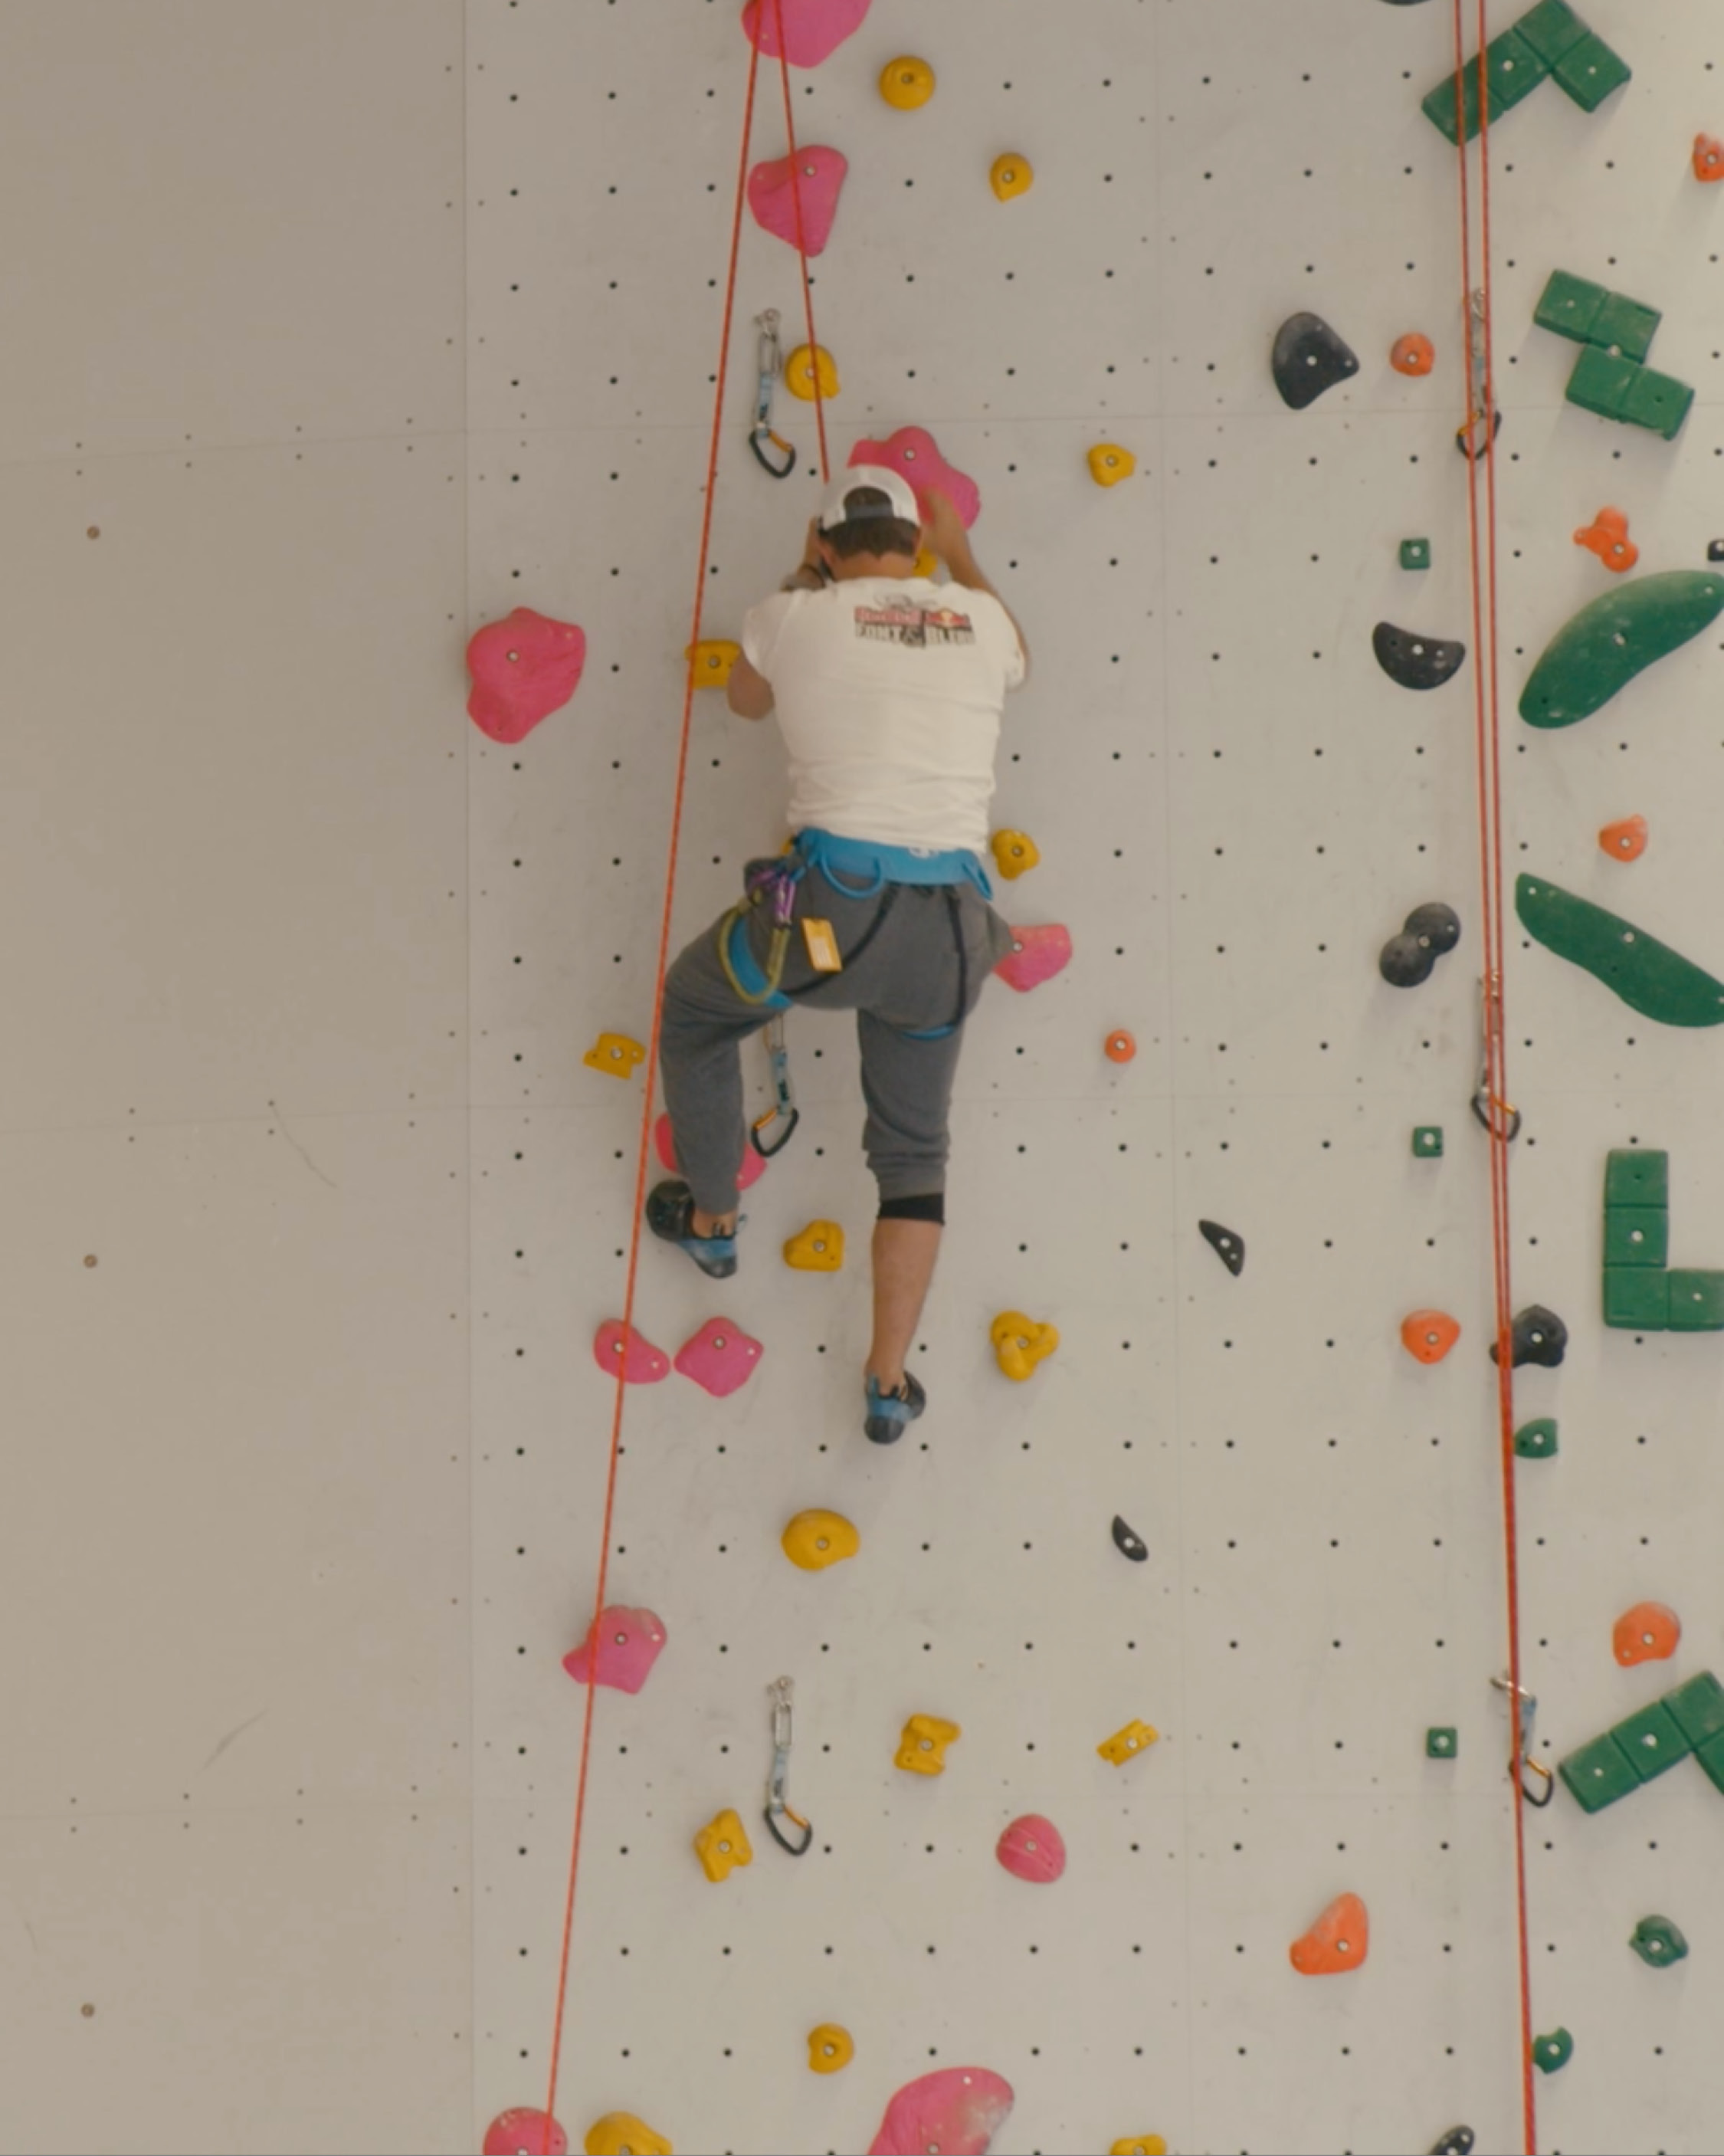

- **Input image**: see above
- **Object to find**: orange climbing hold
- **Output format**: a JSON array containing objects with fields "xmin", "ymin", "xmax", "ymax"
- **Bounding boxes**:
[
  {"xmin": 1290, "ymin": 1892, "xmax": 1370, "ymax": 1976},
  {"xmin": 1695, "ymin": 133, "xmax": 1724, "ymax": 182},
  {"xmin": 1599, "ymin": 815, "xmax": 1648, "ymax": 863},
  {"xmin": 1401, "ymin": 1309, "xmax": 1460, "ymax": 1365},
  {"xmin": 1391, "ymin": 333, "xmax": 1435, "ymax": 378},
  {"xmin": 1574, "ymin": 506, "xmax": 1638, "ymax": 573},
  {"xmin": 1614, "ymin": 1601, "xmax": 1681, "ymax": 1666},
  {"xmin": 1105, "ymin": 1030, "xmax": 1137, "ymax": 1065}
]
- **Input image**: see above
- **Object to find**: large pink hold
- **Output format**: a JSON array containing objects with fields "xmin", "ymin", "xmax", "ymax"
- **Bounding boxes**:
[
  {"xmin": 466, "ymin": 607, "xmax": 585, "ymax": 746},
  {"xmin": 995, "ymin": 924, "xmax": 1073, "ymax": 993},
  {"xmin": 869, "ymin": 2069, "xmax": 1014, "ymax": 2156},
  {"xmin": 563, "ymin": 1606, "xmax": 667, "ymax": 1695},
  {"xmin": 742, "ymin": 0, "xmax": 871, "ymax": 67},
  {"xmin": 675, "ymin": 1318, "xmax": 764, "ymax": 1399},
  {"xmin": 995, "ymin": 1814, "xmax": 1066, "ymax": 1885},
  {"xmin": 593, "ymin": 1321, "xmax": 670, "ymax": 1384},
  {"xmin": 748, "ymin": 146, "xmax": 847, "ymax": 256},
  {"xmin": 654, "ymin": 1113, "xmax": 768, "ymax": 1193},
  {"xmin": 483, "ymin": 2112, "xmax": 567, "ymax": 2156},
  {"xmin": 851, "ymin": 428, "xmax": 980, "ymax": 529}
]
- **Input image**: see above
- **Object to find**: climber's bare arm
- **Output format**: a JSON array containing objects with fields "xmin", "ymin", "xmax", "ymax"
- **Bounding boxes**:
[{"xmin": 726, "ymin": 654, "xmax": 774, "ymax": 720}]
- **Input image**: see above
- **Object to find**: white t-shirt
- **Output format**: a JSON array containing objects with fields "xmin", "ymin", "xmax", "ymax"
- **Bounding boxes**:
[{"xmin": 739, "ymin": 577, "xmax": 1026, "ymax": 857}]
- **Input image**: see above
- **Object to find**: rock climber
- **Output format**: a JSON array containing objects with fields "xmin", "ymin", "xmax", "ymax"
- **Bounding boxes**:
[{"xmin": 649, "ymin": 466, "xmax": 1030, "ymax": 1444}]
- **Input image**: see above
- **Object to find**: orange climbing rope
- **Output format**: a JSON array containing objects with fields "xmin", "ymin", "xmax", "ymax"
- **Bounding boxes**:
[
  {"xmin": 542, "ymin": 4, "xmax": 828, "ymax": 2128},
  {"xmin": 1449, "ymin": 5, "xmax": 1536, "ymax": 2150}
]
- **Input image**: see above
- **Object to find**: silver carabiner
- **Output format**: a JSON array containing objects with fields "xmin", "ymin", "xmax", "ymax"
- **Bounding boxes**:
[
  {"xmin": 751, "ymin": 310, "xmax": 796, "ymax": 479},
  {"xmin": 764, "ymin": 1676, "xmax": 813, "ymax": 1854},
  {"xmin": 750, "ymin": 1014, "xmax": 800, "ymax": 1159},
  {"xmin": 1492, "ymin": 1672, "xmax": 1555, "ymax": 1807},
  {"xmin": 1471, "ymin": 971, "xmax": 1522, "ymax": 1142}
]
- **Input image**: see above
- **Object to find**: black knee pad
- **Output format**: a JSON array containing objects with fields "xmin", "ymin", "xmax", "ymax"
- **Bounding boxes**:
[{"xmin": 879, "ymin": 1192, "xmax": 946, "ymax": 1226}]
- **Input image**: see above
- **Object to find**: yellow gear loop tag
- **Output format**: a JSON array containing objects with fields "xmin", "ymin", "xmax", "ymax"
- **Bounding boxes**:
[{"xmin": 801, "ymin": 917, "xmax": 843, "ymax": 973}]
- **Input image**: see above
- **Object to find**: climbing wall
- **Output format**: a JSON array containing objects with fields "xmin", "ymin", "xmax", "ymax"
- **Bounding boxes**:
[{"xmin": 461, "ymin": 2, "xmax": 1724, "ymax": 2153}]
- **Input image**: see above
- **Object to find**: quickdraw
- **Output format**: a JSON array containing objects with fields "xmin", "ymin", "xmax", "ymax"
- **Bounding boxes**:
[
  {"xmin": 1471, "ymin": 970, "xmax": 1522, "ymax": 1142},
  {"xmin": 752, "ymin": 1014, "xmax": 799, "ymax": 1159},
  {"xmin": 1492, "ymin": 1672, "xmax": 1555, "ymax": 1808},
  {"xmin": 763, "ymin": 1676, "xmax": 813, "ymax": 1855},
  {"xmin": 750, "ymin": 309, "xmax": 797, "ymax": 478}
]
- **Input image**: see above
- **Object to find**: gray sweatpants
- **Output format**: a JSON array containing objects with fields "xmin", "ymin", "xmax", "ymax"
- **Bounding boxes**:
[{"xmin": 657, "ymin": 856, "xmax": 1018, "ymax": 1217}]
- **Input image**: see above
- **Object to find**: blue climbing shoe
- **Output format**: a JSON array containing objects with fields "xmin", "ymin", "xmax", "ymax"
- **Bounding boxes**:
[
  {"xmin": 864, "ymin": 1370, "xmax": 926, "ymax": 1446},
  {"xmin": 647, "ymin": 1179, "xmax": 739, "ymax": 1280}
]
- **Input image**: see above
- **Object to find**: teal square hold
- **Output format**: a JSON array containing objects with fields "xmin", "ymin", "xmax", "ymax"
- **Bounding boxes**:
[
  {"xmin": 1590, "ymin": 291, "xmax": 1662, "ymax": 363},
  {"xmin": 1412, "ymin": 1125, "xmax": 1444, "ymax": 1156},
  {"xmin": 1667, "ymin": 1270, "xmax": 1724, "ymax": 1331},
  {"xmin": 1666, "ymin": 1672, "xmax": 1724, "ymax": 1750},
  {"xmin": 1605, "ymin": 1149, "xmax": 1669, "ymax": 1208},
  {"xmin": 1401, "ymin": 540, "xmax": 1431, "ymax": 572},
  {"xmin": 1559, "ymin": 1731, "xmax": 1640, "ymax": 1812},
  {"xmin": 1604, "ymin": 1207, "xmax": 1669, "ymax": 1268},
  {"xmin": 1604, "ymin": 1267, "xmax": 1670, "ymax": 1330},
  {"xmin": 1515, "ymin": 0, "xmax": 1589, "ymax": 65},
  {"xmin": 1620, "ymin": 366, "xmax": 1695, "ymax": 442},
  {"xmin": 1536, "ymin": 269, "xmax": 1608, "ymax": 343},
  {"xmin": 1553, "ymin": 32, "xmax": 1632, "ymax": 112},
  {"xmin": 1426, "ymin": 1726, "xmax": 1458, "ymax": 1759},
  {"xmin": 1611, "ymin": 1700, "xmax": 1690, "ymax": 1784},
  {"xmin": 1566, "ymin": 344, "xmax": 1640, "ymax": 421}
]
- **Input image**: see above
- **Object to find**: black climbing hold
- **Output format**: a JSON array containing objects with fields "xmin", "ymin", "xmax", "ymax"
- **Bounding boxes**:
[
  {"xmin": 1372, "ymin": 622, "xmax": 1468, "ymax": 691},
  {"xmin": 1380, "ymin": 903, "xmax": 1461, "ymax": 988},
  {"xmin": 1455, "ymin": 409, "xmax": 1503, "ymax": 459},
  {"xmin": 1112, "ymin": 1516, "xmax": 1149, "ymax": 1563},
  {"xmin": 1429, "ymin": 2131, "xmax": 1475, "ymax": 2156},
  {"xmin": 1490, "ymin": 1304, "xmax": 1568, "ymax": 1370},
  {"xmin": 1709, "ymin": 539, "xmax": 1724, "ymax": 564},
  {"xmin": 1272, "ymin": 313, "xmax": 1361, "ymax": 410},
  {"xmin": 1198, "ymin": 1219, "xmax": 1245, "ymax": 1276}
]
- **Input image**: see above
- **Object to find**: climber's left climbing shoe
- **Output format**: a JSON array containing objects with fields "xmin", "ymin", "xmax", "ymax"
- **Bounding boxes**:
[
  {"xmin": 864, "ymin": 1370, "xmax": 926, "ymax": 1446},
  {"xmin": 647, "ymin": 1180, "xmax": 739, "ymax": 1280}
]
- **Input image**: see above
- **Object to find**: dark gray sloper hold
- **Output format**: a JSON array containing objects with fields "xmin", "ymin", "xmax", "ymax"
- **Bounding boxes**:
[
  {"xmin": 1380, "ymin": 902, "xmax": 1461, "ymax": 987},
  {"xmin": 1112, "ymin": 1517, "xmax": 1149, "ymax": 1563},
  {"xmin": 1374, "ymin": 622, "xmax": 1467, "ymax": 690},
  {"xmin": 1273, "ymin": 313, "xmax": 1361, "ymax": 409},
  {"xmin": 1199, "ymin": 1219, "xmax": 1245, "ymax": 1275}
]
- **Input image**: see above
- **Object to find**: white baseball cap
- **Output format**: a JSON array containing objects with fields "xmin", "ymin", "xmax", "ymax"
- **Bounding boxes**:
[{"xmin": 818, "ymin": 464, "xmax": 920, "ymax": 533}]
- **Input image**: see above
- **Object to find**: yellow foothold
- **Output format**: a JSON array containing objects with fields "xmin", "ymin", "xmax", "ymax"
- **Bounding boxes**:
[
  {"xmin": 808, "ymin": 2023, "xmax": 855, "ymax": 2074},
  {"xmin": 585, "ymin": 2117, "xmax": 673, "ymax": 2156},
  {"xmin": 880, "ymin": 55, "xmax": 936, "ymax": 109},
  {"xmin": 582, "ymin": 1032, "xmax": 646, "ymax": 1081},
  {"xmin": 1097, "ymin": 1719, "xmax": 1160, "ymax": 1768},
  {"xmin": 896, "ymin": 1713, "xmax": 961, "ymax": 1776},
  {"xmin": 991, "ymin": 1311, "xmax": 1060, "ymax": 1383},
  {"xmin": 990, "ymin": 829, "xmax": 1041, "ymax": 881},
  {"xmin": 687, "ymin": 638, "xmax": 742, "ymax": 687},
  {"xmin": 1088, "ymin": 444, "xmax": 1136, "ymax": 487},
  {"xmin": 991, "ymin": 153, "xmax": 1034, "ymax": 201},
  {"xmin": 1109, "ymin": 2141, "xmax": 1167, "ymax": 2156},
  {"xmin": 693, "ymin": 1807, "xmax": 752, "ymax": 1882},
  {"xmin": 782, "ymin": 1509, "xmax": 860, "ymax": 1572},
  {"xmin": 784, "ymin": 1219, "xmax": 846, "ymax": 1272},
  {"xmin": 913, "ymin": 546, "xmax": 939, "ymax": 579},
  {"xmin": 785, "ymin": 344, "xmax": 839, "ymax": 402}
]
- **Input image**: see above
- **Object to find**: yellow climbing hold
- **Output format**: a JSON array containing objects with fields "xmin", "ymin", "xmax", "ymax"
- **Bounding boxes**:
[
  {"xmin": 896, "ymin": 1713, "xmax": 961, "ymax": 1776},
  {"xmin": 687, "ymin": 638, "xmax": 742, "ymax": 687},
  {"xmin": 990, "ymin": 829, "xmax": 1041, "ymax": 881},
  {"xmin": 991, "ymin": 153, "xmax": 1034, "ymax": 201},
  {"xmin": 913, "ymin": 546, "xmax": 939, "ymax": 579},
  {"xmin": 808, "ymin": 2023, "xmax": 855, "ymax": 2073},
  {"xmin": 582, "ymin": 1032, "xmax": 645, "ymax": 1081},
  {"xmin": 1097, "ymin": 1719, "xmax": 1159, "ymax": 1767},
  {"xmin": 785, "ymin": 344, "xmax": 839, "ymax": 401},
  {"xmin": 585, "ymin": 2117, "xmax": 673, "ymax": 2156},
  {"xmin": 1109, "ymin": 2140, "xmax": 1167, "ymax": 2156},
  {"xmin": 782, "ymin": 1509, "xmax": 860, "ymax": 1572},
  {"xmin": 880, "ymin": 55, "xmax": 936, "ymax": 109},
  {"xmin": 693, "ymin": 1807, "xmax": 752, "ymax": 1882},
  {"xmin": 1088, "ymin": 444, "xmax": 1136, "ymax": 487},
  {"xmin": 991, "ymin": 1311, "xmax": 1060, "ymax": 1382},
  {"xmin": 784, "ymin": 1219, "xmax": 845, "ymax": 1272}
]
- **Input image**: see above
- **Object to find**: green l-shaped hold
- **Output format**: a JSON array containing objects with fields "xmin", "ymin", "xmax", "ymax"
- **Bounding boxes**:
[
  {"xmin": 1517, "ymin": 874, "xmax": 1724, "ymax": 1026},
  {"xmin": 1521, "ymin": 572, "xmax": 1724, "ymax": 727}
]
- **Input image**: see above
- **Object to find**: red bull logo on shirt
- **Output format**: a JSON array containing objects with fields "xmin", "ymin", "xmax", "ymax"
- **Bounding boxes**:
[{"xmin": 854, "ymin": 602, "xmax": 977, "ymax": 648}]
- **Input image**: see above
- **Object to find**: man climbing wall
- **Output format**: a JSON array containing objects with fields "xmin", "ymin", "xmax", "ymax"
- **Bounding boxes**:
[{"xmin": 650, "ymin": 468, "xmax": 1030, "ymax": 1443}]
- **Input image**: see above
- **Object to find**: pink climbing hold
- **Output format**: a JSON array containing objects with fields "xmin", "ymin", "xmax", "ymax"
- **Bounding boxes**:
[
  {"xmin": 850, "ymin": 428, "xmax": 981, "ymax": 529},
  {"xmin": 748, "ymin": 146, "xmax": 847, "ymax": 256},
  {"xmin": 563, "ymin": 1606, "xmax": 667, "ymax": 1695},
  {"xmin": 592, "ymin": 1321, "xmax": 670, "ymax": 1385},
  {"xmin": 741, "ymin": 0, "xmax": 871, "ymax": 68},
  {"xmin": 995, "ymin": 1815, "xmax": 1067, "ymax": 1885},
  {"xmin": 482, "ymin": 2112, "xmax": 568, "ymax": 2156},
  {"xmin": 869, "ymin": 2069, "xmax": 1015, "ymax": 2156},
  {"xmin": 466, "ymin": 607, "xmax": 585, "ymax": 747},
  {"xmin": 675, "ymin": 1318, "xmax": 764, "ymax": 1399},
  {"xmin": 654, "ymin": 1114, "xmax": 769, "ymax": 1193},
  {"xmin": 995, "ymin": 925, "xmax": 1073, "ymax": 993}
]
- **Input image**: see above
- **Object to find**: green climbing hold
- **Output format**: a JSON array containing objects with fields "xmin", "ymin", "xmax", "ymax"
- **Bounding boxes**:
[
  {"xmin": 1604, "ymin": 1206, "xmax": 1669, "ymax": 1268},
  {"xmin": 1566, "ymin": 349, "xmax": 1694, "ymax": 439},
  {"xmin": 1559, "ymin": 1730, "xmax": 1641, "ymax": 1812},
  {"xmin": 1413, "ymin": 1126, "xmax": 1444, "ymax": 1157},
  {"xmin": 1426, "ymin": 1726, "xmax": 1458, "ymax": 1759},
  {"xmin": 1401, "ymin": 539, "xmax": 1431, "ymax": 572},
  {"xmin": 1630, "ymin": 1915, "xmax": 1689, "ymax": 1967},
  {"xmin": 1533, "ymin": 2027, "xmax": 1575, "ymax": 2074},
  {"xmin": 1513, "ymin": 1417, "xmax": 1558, "ymax": 1459},
  {"xmin": 1519, "ymin": 573, "xmax": 1724, "ymax": 728},
  {"xmin": 1666, "ymin": 1672, "xmax": 1724, "ymax": 1749},
  {"xmin": 1605, "ymin": 1148, "xmax": 1669, "ymax": 1208},
  {"xmin": 1516, "ymin": 875, "xmax": 1724, "ymax": 1028},
  {"xmin": 1553, "ymin": 30, "xmax": 1632, "ymax": 110},
  {"xmin": 1696, "ymin": 1730, "xmax": 1724, "ymax": 1796},
  {"xmin": 1516, "ymin": 0, "xmax": 1590, "ymax": 67},
  {"xmin": 1612, "ymin": 1699, "xmax": 1691, "ymax": 1784},
  {"xmin": 1666, "ymin": 1269, "xmax": 1724, "ymax": 1332}
]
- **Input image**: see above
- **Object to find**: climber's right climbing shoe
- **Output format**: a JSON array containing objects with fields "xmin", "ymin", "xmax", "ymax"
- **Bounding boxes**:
[
  {"xmin": 864, "ymin": 1370, "xmax": 926, "ymax": 1446},
  {"xmin": 647, "ymin": 1180, "xmax": 739, "ymax": 1280}
]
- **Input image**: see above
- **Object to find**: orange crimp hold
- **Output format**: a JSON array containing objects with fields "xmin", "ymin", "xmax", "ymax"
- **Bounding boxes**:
[
  {"xmin": 1599, "ymin": 815, "xmax": 1648, "ymax": 863},
  {"xmin": 1695, "ymin": 134, "xmax": 1724, "ymax": 182},
  {"xmin": 1290, "ymin": 1892, "xmax": 1370, "ymax": 1976},
  {"xmin": 1391, "ymin": 333, "xmax": 1435, "ymax": 377},
  {"xmin": 1401, "ymin": 1310, "xmax": 1460, "ymax": 1365},
  {"xmin": 1574, "ymin": 507, "xmax": 1638, "ymax": 573},
  {"xmin": 1105, "ymin": 1031, "xmax": 1137, "ymax": 1064},
  {"xmin": 1614, "ymin": 1601, "xmax": 1681, "ymax": 1666}
]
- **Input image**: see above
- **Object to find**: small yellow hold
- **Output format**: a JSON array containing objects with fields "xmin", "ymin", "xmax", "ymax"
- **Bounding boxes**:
[
  {"xmin": 583, "ymin": 1032, "xmax": 646, "ymax": 1081},
  {"xmin": 585, "ymin": 2117, "xmax": 673, "ymax": 2156},
  {"xmin": 808, "ymin": 2023, "xmax": 855, "ymax": 2074},
  {"xmin": 1088, "ymin": 444, "xmax": 1136, "ymax": 487},
  {"xmin": 1109, "ymin": 2140, "xmax": 1167, "ymax": 2156},
  {"xmin": 896, "ymin": 1713, "xmax": 961, "ymax": 1776},
  {"xmin": 880, "ymin": 55, "xmax": 936, "ymax": 110},
  {"xmin": 1097, "ymin": 1719, "xmax": 1160, "ymax": 1768},
  {"xmin": 785, "ymin": 344, "xmax": 840, "ymax": 402},
  {"xmin": 991, "ymin": 153, "xmax": 1034, "ymax": 201},
  {"xmin": 693, "ymin": 1807, "xmax": 752, "ymax": 1882},
  {"xmin": 990, "ymin": 830, "xmax": 1041, "ymax": 881},
  {"xmin": 687, "ymin": 638, "xmax": 742, "ymax": 687},
  {"xmin": 782, "ymin": 1509, "xmax": 860, "ymax": 1572},
  {"xmin": 785, "ymin": 1219, "xmax": 846, "ymax": 1272},
  {"xmin": 913, "ymin": 546, "xmax": 939, "ymax": 579},
  {"xmin": 991, "ymin": 1311, "xmax": 1060, "ymax": 1383}
]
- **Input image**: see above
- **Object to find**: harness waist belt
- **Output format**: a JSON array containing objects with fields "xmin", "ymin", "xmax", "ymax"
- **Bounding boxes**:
[{"xmin": 796, "ymin": 827, "xmax": 993, "ymax": 902}]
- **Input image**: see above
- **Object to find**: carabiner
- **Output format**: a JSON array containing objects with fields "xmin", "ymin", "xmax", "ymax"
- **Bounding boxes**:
[
  {"xmin": 1471, "ymin": 971, "xmax": 1522, "ymax": 1142},
  {"xmin": 764, "ymin": 1676, "xmax": 814, "ymax": 1855},
  {"xmin": 751, "ymin": 1015, "xmax": 801, "ymax": 1160},
  {"xmin": 751, "ymin": 310, "xmax": 797, "ymax": 479},
  {"xmin": 1491, "ymin": 1672, "xmax": 1555, "ymax": 1807}
]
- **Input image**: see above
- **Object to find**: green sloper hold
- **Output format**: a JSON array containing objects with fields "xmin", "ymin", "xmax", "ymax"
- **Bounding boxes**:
[
  {"xmin": 1521, "ymin": 572, "xmax": 1724, "ymax": 727},
  {"xmin": 1517, "ymin": 874, "xmax": 1724, "ymax": 1028},
  {"xmin": 1630, "ymin": 1915, "xmax": 1689, "ymax": 1967}
]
